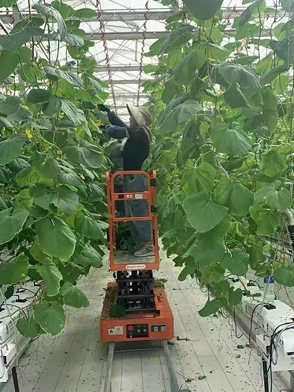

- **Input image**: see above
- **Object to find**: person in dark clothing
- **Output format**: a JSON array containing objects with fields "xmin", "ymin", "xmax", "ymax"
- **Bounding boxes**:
[{"xmin": 99, "ymin": 103, "xmax": 154, "ymax": 257}]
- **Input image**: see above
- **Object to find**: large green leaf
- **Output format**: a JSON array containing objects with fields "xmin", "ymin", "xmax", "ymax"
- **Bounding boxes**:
[
  {"xmin": 173, "ymin": 46, "xmax": 206, "ymax": 85},
  {"xmin": 60, "ymin": 99, "xmax": 87, "ymax": 126},
  {"xmin": 237, "ymin": 0, "xmax": 265, "ymax": 27},
  {"xmin": 261, "ymin": 64, "xmax": 289, "ymax": 86},
  {"xmin": 249, "ymin": 205, "xmax": 279, "ymax": 235},
  {"xmin": 0, "ymin": 135, "xmax": 27, "ymax": 166},
  {"xmin": 228, "ymin": 288, "xmax": 243, "ymax": 307},
  {"xmin": 51, "ymin": 1, "xmax": 74, "ymax": 19},
  {"xmin": 187, "ymin": 162, "xmax": 217, "ymax": 193},
  {"xmin": 274, "ymin": 35, "xmax": 294, "ymax": 64},
  {"xmin": 214, "ymin": 175, "xmax": 232, "ymax": 206},
  {"xmin": 62, "ymin": 139, "xmax": 103, "ymax": 168},
  {"xmin": 224, "ymin": 85, "xmax": 251, "ymax": 109},
  {"xmin": 38, "ymin": 158, "xmax": 61, "ymax": 179},
  {"xmin": 51, "ymin": 186, "xmax": 79, "ymax": 214},
  {"xmin": 34, "ymin": 302, "xmax": 65, "ymax": 336},
  {"xmin": 274, "ymin": 265, "xmax": 294, "ymax": 286},
  {"xmin": 160, "ymin": 25, "xmax": 195, "ymax": 54},
  {"xmin": 0, "ymin": 50, "xmax": 19, "ymax": 83},
  {"xmin": 35, "ymin": 217, "xmax": 76, "ymax": 259},
  {"xmin": 183, "ymin": 191, "xmax": 228, "ymax": 233},
  {"xmin": 33, "ymin": 3, "xmax": 66, "ymax": 39},
  {"xmin": 229, "ymin": 182, "xmax": 253, "ymax": 216},
  {"xmin": 57, "ymin": 166, "xmax": 85, "ymax": 190},
  {"xmin": 36, "ymin": 260, "xmax": 62, "ymax": 296},
  {"xmin": 185, "ymin": 238, "xmax": 225, "ymax": 267},
  {"xmin": 211, "ymin": 124, "xmax": 252, "ymax": 156},
  {"xmin": 162, "ymin": 79, "xmax": 183, "ymax": 103},
  {"xmin": 17, "ymin": 318, "xmax": 41, "ymax": 339},
  {"xmin": 183, "ymin": 0, "xmax": 223, "ymax": 20},
  {"xmin": 27, "ymin": 89, "xmax": 52, "ymax": 104},
  {"xmin": 60, "ymin": 282, "xmax": 89, "ymax": 308},
  {"xmin": 42, "ymin": 95, "xmax": 62, "ymax": 116},
  {"xmin": 63, "ymin": 33, "xmax": 84, "ymax": 48},
  {"xmin": 0, "ymin": 97, "xmax": 21, "ymax": 115},
  {"xmin": 73, "ymin": 8, "xmax": 97, "ymax": 19},
  {"xmin": 220, "ymin": 249, "xmax": 249, "ymax": 276},
  {"xmin": 254, "ymin": 181, "xmax": 292, "ymax": 212},
  {"xmin": 43, "ymin": 67, "xmax": 83, "ymax": 88},
  {"xmin": 160, "ymin": 101, "xmax": 202, "ymax": 134},
  {"xmin": 219, "ymin": 63, "xmax": 261, "ymax": 92},
  {"xmin": 0, "ymin": 0, "xmax": 17, "ymax": 5},
  {"xmin": 260, "ymin": 150, "xmax": 287, "ymax": 177},
  {"xmin": 0, "ymin": 208, "xmax": 29, "ymax": 245},
  {"xmin": 74, "ymin": 243, "xmax": 103, "ymax": 268},
  {"xmin": 59, "ymin": 262, "xmax": 83, "ymax": 284},
  {"xmin": 30, "ymin": 238, "xmax": 48, "ymax": 263},
  {"xmin": 0, "ymin": 27, "xmax": 44, "ymax": 50},
  {"xmin": 74, "ymin": 213, "xmax": 104, "ymax": 240},
  {"xmin": 0, "ymin": 253, "xmax": 29, "ymax": 285},
  {"xmin": 199, "ymin": 299, "xmax": 223, "ymax": 317}
]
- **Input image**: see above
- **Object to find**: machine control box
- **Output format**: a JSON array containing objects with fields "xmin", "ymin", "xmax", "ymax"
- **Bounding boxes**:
[{"xmin": 126, "ymin": 324, "xmax": 148, "ymax": 338}]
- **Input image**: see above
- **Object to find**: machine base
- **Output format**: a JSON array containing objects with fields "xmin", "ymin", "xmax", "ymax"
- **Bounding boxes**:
[{"xmin": 100, "ymin": 283, "xmax": 174, "ymax": 343}]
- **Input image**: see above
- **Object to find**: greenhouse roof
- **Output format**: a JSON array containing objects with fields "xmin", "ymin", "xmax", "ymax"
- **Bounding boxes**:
[{"xmin": 0, "ymin": 0, "xmax": 274, "ymax": 120}]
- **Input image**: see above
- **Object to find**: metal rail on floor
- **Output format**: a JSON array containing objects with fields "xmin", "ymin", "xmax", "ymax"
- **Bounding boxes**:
[{"xmin": 103, "ymin": 341, "xmax": 180, "ymax": 392}]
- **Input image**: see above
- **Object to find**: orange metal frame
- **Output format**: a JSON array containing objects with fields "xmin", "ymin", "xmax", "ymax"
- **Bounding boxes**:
[
  {"xmin": 106, "ymin": 170, "xmax": 160, "ymax": 272},
  {"xmin": 101, "ymin": 170, "xmax": 174, "ymax": 344},
  {"xmin": 100, "ymin": 283, "xmax": 174, "ymax": 343}
]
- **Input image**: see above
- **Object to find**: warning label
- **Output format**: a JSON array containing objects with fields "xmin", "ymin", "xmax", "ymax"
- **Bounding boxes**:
[
  {"xmin": 108, "ymin": 326, "xmax": 123, "ymax": 336},
  {"xmin": 126, "ymin": 264, "xmax": 146, "ymax": 270}
]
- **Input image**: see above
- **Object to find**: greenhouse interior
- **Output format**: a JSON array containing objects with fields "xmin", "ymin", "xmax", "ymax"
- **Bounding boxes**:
[{"xmin": 3, "ymin": 0, "xmax": 294, "ymax": 391}]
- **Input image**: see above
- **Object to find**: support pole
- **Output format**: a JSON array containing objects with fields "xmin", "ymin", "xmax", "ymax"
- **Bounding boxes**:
[
  {"xmin": 163, "ymin": 341, "xmax": 179, "ymax": 392},
  {"xmin": 12, "ymin": 367, "xmax": 20, "ymax": 392},
  {"xmin": 262, "ymin": 357, "xmax": 269, "ymax": 392},
  {"xmin": 290, "ymin": 371, "xmax": 294, "ymax": 391},
  {"xmin": 103, "ymin": 343, "xmax": 115, "ymax": 392}
]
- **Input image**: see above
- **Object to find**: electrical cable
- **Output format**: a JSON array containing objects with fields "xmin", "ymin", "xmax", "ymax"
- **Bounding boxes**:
[
  {"xmin": 233, "ymin": 309, "xmax": 243, "ymax": 338},
  {"xmin": 248, "ymin": 303, "xmax": 264, "ymax": 346},
  {"xmin": 5, "ymin": 303, "xmax": 29, "ymax": 321}
]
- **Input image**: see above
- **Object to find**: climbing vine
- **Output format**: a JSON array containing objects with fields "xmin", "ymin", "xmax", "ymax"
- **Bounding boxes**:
[
  {"xmin": 146, "ymin": 0, "xmax": 294, "ymax": 315},
  {"xmin": 0, "ymin": 1, "xmax": 111, "ymax": 337}
]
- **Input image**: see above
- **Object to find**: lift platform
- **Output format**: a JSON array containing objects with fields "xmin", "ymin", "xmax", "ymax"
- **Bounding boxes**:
[{"xmin": 100, "ymin": 171, "xmax": 176, "ymax": 392}]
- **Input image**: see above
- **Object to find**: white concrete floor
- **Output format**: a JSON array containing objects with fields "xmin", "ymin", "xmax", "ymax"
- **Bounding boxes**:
[{"xmin": 0, "ymin": 253, "xmax": 290, "ymax": 392}]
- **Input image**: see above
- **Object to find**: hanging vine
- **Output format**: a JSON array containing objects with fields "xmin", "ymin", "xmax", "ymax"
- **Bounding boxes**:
[
  {"xmin": 0, "ymin": 0, "xmax": 111, "ymax": 337},
  {"xmin": 145, "ymin": 0, "xmax": 294, "ymax": 315}
]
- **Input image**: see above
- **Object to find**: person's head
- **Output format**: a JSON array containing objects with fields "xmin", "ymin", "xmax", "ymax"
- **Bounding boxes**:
[{"xmin": 127, "ymin": 105, "xmax": 152, "ymax": 130}]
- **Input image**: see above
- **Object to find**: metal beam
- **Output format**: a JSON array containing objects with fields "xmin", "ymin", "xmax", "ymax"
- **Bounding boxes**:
[
  {"xmin": 0, "ymin": 9, "xmax": 174, "ymax": 24},
  {"xmin": 66, "ymin": 65, "xmax": 143, "ymax": 73},
  {"xmin": 112, "ymin": 79, "xmax": 150, "ymax": 84},
  {"xmin": 0, "ymin": 30, "xmax": 169, "ymax": 40},
  {"xmin": 97, "ymin": 65, "xmax": 142, "ymax": 72},
  {"xmin": 88, "ymin": 31, "xmax": 170, "ymax": 41},
  {"xmin": 0, "ymin": 7, "xmax": 285, "ymax": 25}
]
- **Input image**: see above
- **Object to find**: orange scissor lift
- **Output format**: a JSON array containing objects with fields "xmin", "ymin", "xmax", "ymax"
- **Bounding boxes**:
[{"xmin": 100, "ymin": 171, "xmax": 177, "ymax": 392}]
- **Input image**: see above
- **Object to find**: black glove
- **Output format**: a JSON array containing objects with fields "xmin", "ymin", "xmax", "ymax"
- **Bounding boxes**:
[{"xmin": 98, "ymin": 104, "xmax": 110, "ymax": 113}]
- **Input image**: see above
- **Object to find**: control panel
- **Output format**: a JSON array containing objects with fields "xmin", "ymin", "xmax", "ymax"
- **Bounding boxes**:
[
  {"xmin": 126, "ymin": 324, "xmax": 148, "ymax": 338},
  {"xmin": 151, "ymin": 324, "xmax": 167, "ymax": 332}
]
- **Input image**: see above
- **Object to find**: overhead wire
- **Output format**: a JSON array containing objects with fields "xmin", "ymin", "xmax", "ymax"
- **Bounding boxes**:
[
  {"xmin": 96, "ymin": 0, "xmax": 117, "ymax": 112},
  {"xmin": 137, "ymin": 1, "xmax": 149, "ymax": 106}
]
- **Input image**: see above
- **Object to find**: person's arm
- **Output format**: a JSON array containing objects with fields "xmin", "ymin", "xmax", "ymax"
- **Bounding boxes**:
[
  {"xmin": 98, "ymin": 104, "xmax": 127, "ymax": 127},
  {"xmin": 108, "ymin": 111, "xmax": 127, "ymax": 128}
]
